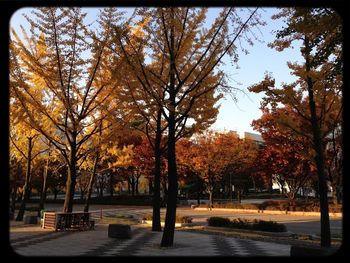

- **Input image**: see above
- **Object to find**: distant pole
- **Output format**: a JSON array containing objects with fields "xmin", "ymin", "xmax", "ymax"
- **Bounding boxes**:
[{"xmin": 100, "ymin": 209, "xmax": 102, "ymax": 219}]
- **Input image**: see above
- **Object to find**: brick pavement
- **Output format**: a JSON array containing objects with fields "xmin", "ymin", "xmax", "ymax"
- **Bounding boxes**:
[{"xmin": 10, "ymin": 223, "xmax": 291, "ymax": 257}]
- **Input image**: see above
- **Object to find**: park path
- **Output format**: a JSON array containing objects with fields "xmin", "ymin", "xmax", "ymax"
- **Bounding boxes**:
[{"xmin": 10, "ymin": 224, "xmax": 291, "ymax": 257}]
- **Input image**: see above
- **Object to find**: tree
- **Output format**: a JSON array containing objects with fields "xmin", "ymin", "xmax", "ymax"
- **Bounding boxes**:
[
  {"xmin": 10, "ymin": 7, "xmax": 126, "ymax": 212},
  {"xmin": 176, "ymin": 137, "xmax": 203, "ymax": 204},
  {"xmin": 37, "ymin": 143, "xmax": 61, "ymax": 216},
  {"xmin": 325, "ymin": 124, "xmax": 342, "ymax": 204},
  {"xmin": 222, "ymin": 137, "xmax": 258, "ymax": 203},
  {"xmin": 9, "ymin": 94, "xmax": 49, "ymax": 220},
  {"xmin": 114, "ymin": 7, "xmax": 262, "ymax": 247},
  {"xmin": 249, "ymin": 8, "xmax": 342, "ymax": 247},
  {"xmin": 178, "ymin": 131, "xmax": 255, "ymax": 208},
  {"xmin": 9, "ymin": 156, "xmax": 23, "ymax": 214},
  {"xmin": 252, "ymin": 107, "xmax": 316, "ymax": 201},
  {"xmin": 112, "ymin": 9, "xmax": 225, "ymax": 232}
]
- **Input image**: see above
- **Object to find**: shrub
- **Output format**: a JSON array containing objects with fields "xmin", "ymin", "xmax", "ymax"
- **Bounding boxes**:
[
  {"xmin": 176, "ymin": 215, "xmax": 193, "ymax": 223},
  {"xmin": 207, "ymin": 217, "xmax": 287, "ymax": 232},
  {"xmin": 200, "ymin": 202, "xmax": 259, "ymax": 210},
  {"xmin": 142, "ymin": 214, "xmax": 154, "ymax": 221},
  {"xmin": 198, "ymin": 200, "xmax": 342, "ymax": 213},
  {"xmin": 252, "ymin": 219, "xmax": 287, "ymax": 232},
  {"xmin": 207, "ymin": 217, "xmax": 232, "ymax": 227},
  {"xmin": 230, "ymin": 218, "xmax": 251, "ymax": 230}
]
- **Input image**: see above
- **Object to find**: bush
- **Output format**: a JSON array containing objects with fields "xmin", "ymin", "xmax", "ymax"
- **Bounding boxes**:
[
  {"xmin": 207, "ymin": 217, "xmax": 287, "ymax": 232},
  {"xmin": 230, "ymin": 218, "xmax": 251, "ymax": 230},
  {"xmin": 252, "ymin": 219, "xmax": 287, "ymax": 232},
  {"xmin": 258, "ymin": 200, "xmax": 342, "ymax": 213},
  {"xmin": 177, "ymin": 215, "xmax": 193, "ymax": 223},
  {"xmin": 207, "ymin": 217, "xmax": 232, "ymax": 227},
  {"xmin": 200, "ymin": 202, "xmax": 259, "ymax": 210}
]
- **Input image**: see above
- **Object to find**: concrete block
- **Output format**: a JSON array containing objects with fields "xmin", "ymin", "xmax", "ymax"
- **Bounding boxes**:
[
  {"xmin": 24, "ymin": 215, "xmax": 38, "ymax": 224},
  {"xmin": 108, "ymin": 224, "xmax": 131, "ymax": 239}
]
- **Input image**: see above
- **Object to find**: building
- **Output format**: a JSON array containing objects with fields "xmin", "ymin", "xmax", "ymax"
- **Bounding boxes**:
[{"xmin": 239, "ymin": 131, "xmax": 265, "ymax": 148}]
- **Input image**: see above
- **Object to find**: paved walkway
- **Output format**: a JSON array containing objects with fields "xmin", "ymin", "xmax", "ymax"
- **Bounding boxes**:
[{"xmin": 10, "ymin": 224, "xmax": 291, "ymax": 256}]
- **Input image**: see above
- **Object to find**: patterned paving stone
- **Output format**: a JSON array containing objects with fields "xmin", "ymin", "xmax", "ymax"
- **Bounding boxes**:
[
  {"xmin": 11, "ymin": 231, "xmax": 75, "ymax": 252},
  {"xmin": 13, "ymin": 227, "xmax": 108, "ymax": 256},
  {"xmin": 11, "ymin": 231, "xmax": 56, "ymax": 244},
  {"xmin": 233, "ymin": 238, "xmax": 271, "ymax": 256},
  {"xmin": 10, "ymin": 224, "xmax": 291, "ymax": 257},
  {"xmin": 247, "ymin": 239, "xmax": 292, "ymax": 256},
  {"xmin": 101, "ymin": 230, "xmax": 148, "ymax": 256},
  {"xmin": 83, "ymin": 227, "xmax": 143, "ymax": 256},
  {"xmin": 135, "ymin": 231, "xmax": 218, "ymax": 256},
  {"xmin": 225, "ymin": 238, "xmax": 251, "ymax": 256},
  {"xmin": 212, "ymin": 235, "xmax": 248, "ymax": 256}
]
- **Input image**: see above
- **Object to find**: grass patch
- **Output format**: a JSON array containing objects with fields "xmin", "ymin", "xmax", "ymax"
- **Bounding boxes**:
[
  {"xmin": 142, "ymin": 214, "xmax": 193, "ymax": 223},
  {"xmin": 100, "ymin": 213, "xmax": 137, "ymax": 224},
  {"xmin": 104, "ymin": 213, "xmax": 134, "ymax": 219}
]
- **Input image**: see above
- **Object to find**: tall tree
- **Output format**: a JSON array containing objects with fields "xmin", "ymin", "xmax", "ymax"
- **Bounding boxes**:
[
  {"xmin": 10, "ymin": 7, "xmax": 126, "ymax": 212},
  {"xmin": 249, "ymin": 8, "xmax": 342, "ymax": 247},
  {"xmin": 9, "ymin": 69, "xmax": 49, "ymax": 220},
  {"xmin": 114, "ymin": 7, "xmax": 262, "ymax": 246}
]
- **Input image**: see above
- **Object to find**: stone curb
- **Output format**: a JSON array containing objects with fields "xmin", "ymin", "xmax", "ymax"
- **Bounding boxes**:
[{"xmin": 193, "ymin": 207, "xmax": 342, "ymax": 218}]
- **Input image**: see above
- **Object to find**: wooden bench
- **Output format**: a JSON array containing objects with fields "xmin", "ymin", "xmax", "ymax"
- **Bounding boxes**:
[{"xmin": 42, "ymin": 212, "xmax": 94, "ymax": 231}]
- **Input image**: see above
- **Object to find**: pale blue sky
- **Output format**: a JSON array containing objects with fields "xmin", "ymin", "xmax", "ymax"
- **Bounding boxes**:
[{"xmin": 10, "ymin": 7, "xmax": 302, "ymax": 135}]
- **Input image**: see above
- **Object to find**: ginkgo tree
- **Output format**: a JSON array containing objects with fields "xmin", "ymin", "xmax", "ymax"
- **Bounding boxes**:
[
  {"xmin": 9, "ymin": 106, "xmax": 49, "ymax": 221},
  {"xmin": 113, "ymin": 7, "xmax": 263, "ymax": 246},
  {"xmin": 10, "ymin": 7, "xmax": 128, "ymax": 213},
  {"xmin": 110, "ymin": 12, "xmax": 226, "ymax": 231}
]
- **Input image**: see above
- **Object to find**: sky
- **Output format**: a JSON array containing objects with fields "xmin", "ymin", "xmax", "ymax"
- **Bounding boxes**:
[{"xmin": 10, "ymin": 7, "xmax": 303, "ymax": 135}]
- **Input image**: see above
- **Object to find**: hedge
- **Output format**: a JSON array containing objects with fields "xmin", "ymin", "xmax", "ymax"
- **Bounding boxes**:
[
  {"xmin": 199, "ymin": 200, "xmax": 342, "ymax": 213},
  {"xmin": 207, "ymin": 217, "xmax": 287, "ymax": 232}
]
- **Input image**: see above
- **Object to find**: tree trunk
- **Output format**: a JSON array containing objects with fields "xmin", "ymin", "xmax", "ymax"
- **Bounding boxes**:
[
  {"xmin": 63, "ymin": 142, "xmax": 77, "ymax": 213},
  {"xmin": 99, "ymin": 184, "xmax": 104, "ymax": 198},
  {"xmin": 269, "ymin": 175, "xmax": 273, "ymax": 194},
  {"xmin": 160, "ymin": 111, "xmax": 177, "ymax": 246},
  {"xmin": 11, "ymin": 163, "xmax": 21, "ymax": 214},
  {"xmin": 330, "ymin": 181, "xmax": 338, "ymax": 205},
  {"xmin": 152, "ymin": 109, "xmax": 162, "ymax": 231},
  {"xmin": 131, "ymin": 176, "xmax": 135, "ymax": 196},
  {"xmin": 208, "ymin": 190, "xmax": 213, "ymax": 209},
  {"xmin": 84, "ymin": 152, "xmax": 99, "ymax": 212},
  {"xmin": 148, "ymin": 178, "xmax": 153, "ymax": 195},
  {"xmin": 197, "ymin": 175, "xmax": 201, "ymax": 205},
  {"xmin": 237, "ymin": 189, "xmax": 241, "ymax": 204},
  {"xmin": 161, "ymin": 10, "xmax": 178, "ymax": 247},
  {"xmin": 109, "ymin": 173, "xmax": 114, "ymax": 197},
  {"xmin": 304, "ymin": 37, "xmax": 331, "ymax": 248},
  {"xmin": 16, "ymin": 137, "xmax": 33, "ymax": 221},
  {"xmin": 135, "ymin": 176, "xmax": 139, "ymax": 195},
  {"xmin": 38, "ymin": 157, "xmax": 49, "ymax": 217}
]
